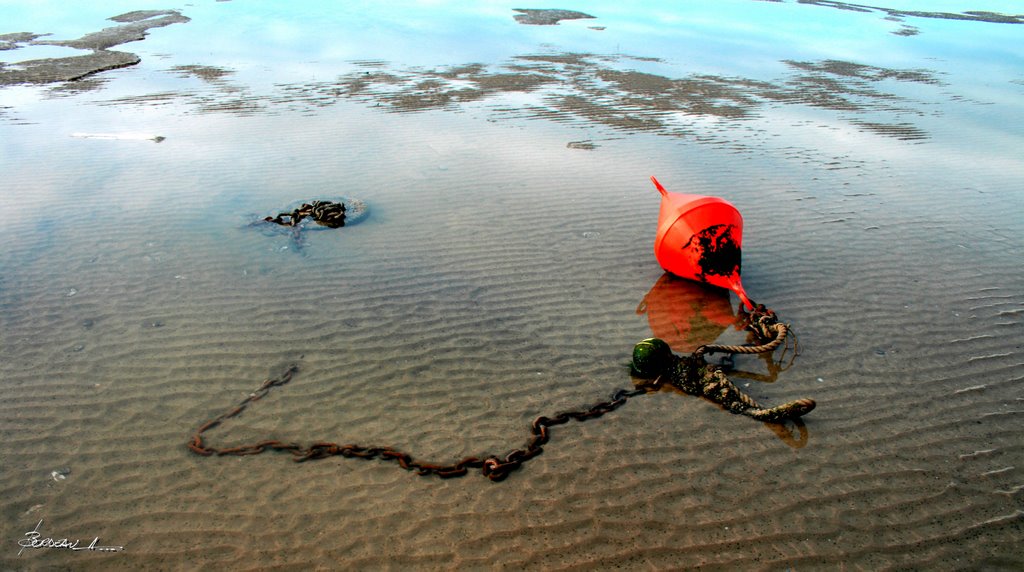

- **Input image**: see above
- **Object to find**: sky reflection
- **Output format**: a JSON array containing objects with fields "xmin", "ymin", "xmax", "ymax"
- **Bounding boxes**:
[{"xmin": 1, "ymin": 1, "xmax": 1021, "ymax": 213}]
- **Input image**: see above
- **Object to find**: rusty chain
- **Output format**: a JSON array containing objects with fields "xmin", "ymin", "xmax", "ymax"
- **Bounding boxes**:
[
  {"xmin": 189, "ymin": 305, "xmax": 808, "ymax": 481},
  {"xmin": 188, "ymin": 365, "xmax": 655, "ymax": 482},
  {"xmin": 263, "ymin": 200, "xmax": 347, "ymax": 228}
]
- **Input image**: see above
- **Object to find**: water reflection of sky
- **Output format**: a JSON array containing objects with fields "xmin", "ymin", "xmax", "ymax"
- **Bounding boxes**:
[
  {"xmin": 3, "ymin": 1, "xmax": 1023, "ymax": 71},
  {"xmin": 1, "ymin": 1, "xmax": 1022, "ymax": 217}
]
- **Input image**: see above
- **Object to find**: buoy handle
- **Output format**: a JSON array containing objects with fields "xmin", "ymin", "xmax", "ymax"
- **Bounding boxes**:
[{"xmin": 650, "ymin": 176, "xmax": 668, "ymax": 197}]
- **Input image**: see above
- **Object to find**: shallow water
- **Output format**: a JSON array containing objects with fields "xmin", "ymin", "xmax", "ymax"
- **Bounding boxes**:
[{"xmin": 1, "ymin": 1, "xmax": 1022, "ymax": 569}]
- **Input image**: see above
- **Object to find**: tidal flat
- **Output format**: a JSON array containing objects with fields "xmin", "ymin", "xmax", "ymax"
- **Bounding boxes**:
[{"xmin": 1, "ymin": 1, "xmax": 1022, "ymax": 569}]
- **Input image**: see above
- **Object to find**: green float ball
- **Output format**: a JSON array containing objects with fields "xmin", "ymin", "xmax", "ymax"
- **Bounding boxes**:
[{"xmin": 631, "ymin": 338, "xmax": 673, "ymax": 378}]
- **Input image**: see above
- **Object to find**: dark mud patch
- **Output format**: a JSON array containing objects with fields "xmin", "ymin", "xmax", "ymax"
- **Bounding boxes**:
[
  {"xmin": 566, "ymin": 140, "xmax": 598, "ymax": 150},
  {"xmin": 512, "ymin": 9, "xmax": 596, "ymax": 25},
  {"xmin": 36, "ymin": 10, "xmax": 189, "ymax": 51},
  {"xmin": 92, "ymin": 50, "xmax": 946, "ymax": 141},
  {"xmin": 100, "ymin": 88, "xmax": 267, "ymax": 116},
  {"xmin": 0, "ymin": 10, "xmax": 189, "ymax": 86},
  {"xmin": 782, "ymin": 59, "xmax": 940, "ymax": 84},
  {"xmin": 47, "ymin": 76, "xmax": 111, "ymax": 97},
  {"xmin": 0, "ymin": 51, "xmax": 140, "ymax": 84},
  {"xmin": 98, "ymin": 65, "xmax": 253, "ymax": 115},
  {"xmin": 0, "ymin": 105, "xmax": 22, "ymax": 123},
  {"xmin": 169, "ymin": 64, "xmax": 234, "ymax": 83},
  {"xmin": 783, "ymin": 1, "xmax": 1023, "ymax": 33},
  {"xmin": 849, "ymin": 119, "xmax": 927, "ymax": 141},
  {"xmin": 0, "ymin": 33, "xmax": 44, "ymax": 50},
  {"xmin": 892, "ymin": 25, "xmax": 920, "ymax": 36},
  {"xmin": 319, "ymin": 53, "xmax": 943, "ymax": 139}
]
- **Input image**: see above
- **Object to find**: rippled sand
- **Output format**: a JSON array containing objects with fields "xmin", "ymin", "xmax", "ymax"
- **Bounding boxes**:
[{"xmin": 1, "ymin": 2, "xmax": 1022, "ymax": 570}]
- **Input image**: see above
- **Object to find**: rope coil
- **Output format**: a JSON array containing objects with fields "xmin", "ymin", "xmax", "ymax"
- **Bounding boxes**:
[{"xmin": 677, "ymin": 304, "xmax": 815, "ymax": 422}]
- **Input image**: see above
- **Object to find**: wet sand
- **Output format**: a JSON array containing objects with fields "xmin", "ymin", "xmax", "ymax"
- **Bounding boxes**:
[{"xmin": 1, "ymin": 2, "xmax": 1022, "ymax": 570}]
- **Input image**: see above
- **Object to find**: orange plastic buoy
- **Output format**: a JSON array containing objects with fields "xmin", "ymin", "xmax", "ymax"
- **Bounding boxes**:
[{"xmin": 651, "ymin": 176, "xmax": 754, "ymax": 310}]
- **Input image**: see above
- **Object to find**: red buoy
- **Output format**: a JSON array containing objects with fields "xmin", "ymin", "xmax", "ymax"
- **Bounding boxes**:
[{"xmin": 651, "ymin": 176, "xmax": 754, "ymax": 310}]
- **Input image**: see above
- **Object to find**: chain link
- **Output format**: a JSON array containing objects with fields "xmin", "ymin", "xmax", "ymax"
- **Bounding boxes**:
[
  {"xmin": 189, "ymin": 367, "xmax": 656, "ymax": 482},
  {"xmin": 263, "ymin": 200, "xmax": 347, "ymax": 228},
  {"xmin": 188, "ymin": 305, "xmax": 811, "ymax": 481}
]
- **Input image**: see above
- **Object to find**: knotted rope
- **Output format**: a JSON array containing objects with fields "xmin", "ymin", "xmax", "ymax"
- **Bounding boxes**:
[{"xmin": 679, "ymin": 304, "xmax": 815, "ymax": 422}]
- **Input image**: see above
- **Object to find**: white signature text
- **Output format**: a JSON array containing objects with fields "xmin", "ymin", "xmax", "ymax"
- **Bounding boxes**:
[{"xmin": 17, "ymin": 520, "xmax": 123, "ymax": 556}]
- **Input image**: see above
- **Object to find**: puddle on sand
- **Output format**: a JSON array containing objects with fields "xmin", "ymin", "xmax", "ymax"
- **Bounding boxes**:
[{"xmin": 0, "ymin": 2, "xmax": 1023, "ymax": 570}]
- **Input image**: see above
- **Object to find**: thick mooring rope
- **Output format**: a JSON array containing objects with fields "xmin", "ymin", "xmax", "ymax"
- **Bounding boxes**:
[
  {"xmin": 188, "ymin": 305, "xmax": 813, "ymax": 481},
  {"xmin": 694, "ymin": 306, "xmax": 788, "ymax": 359},
  {"xmin": 677, "ymin": 305, "xmax": 815, "ymax": 422}
]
